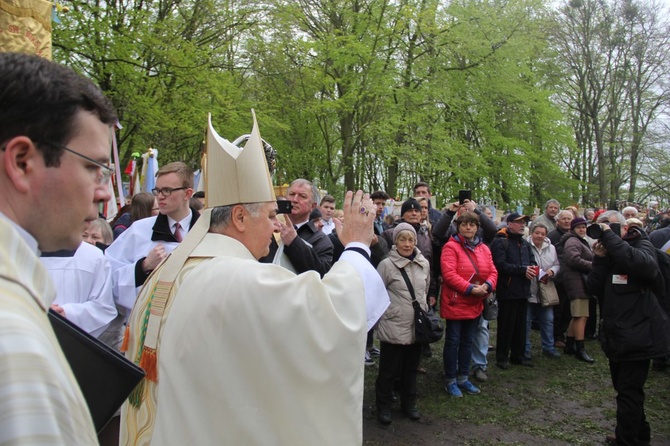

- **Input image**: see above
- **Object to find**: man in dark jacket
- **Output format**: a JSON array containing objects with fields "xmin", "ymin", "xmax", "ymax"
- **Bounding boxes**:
[
  {"xmin": 587, "ymin": 210, "xmax": 670, "ymax": 446},
  {"xmin": 491, "ymin": 213, "xmax": 538, "ymax": 369},
  {"xmin": 273, "ymin": 179, "xmax": 334, "ymax": 277},
  {"xmin": 547, "ymin": 210, "xmax": 573, "ymax": 246},
  {"xmin": 413, "ymin": 182, "xmax": 443, "ymax": 227}
]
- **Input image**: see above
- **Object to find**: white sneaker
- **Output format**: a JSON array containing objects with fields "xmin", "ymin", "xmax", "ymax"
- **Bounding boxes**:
[{"xmin": 365, "ymin": 351, "xmax": 375, "ymax": 366}]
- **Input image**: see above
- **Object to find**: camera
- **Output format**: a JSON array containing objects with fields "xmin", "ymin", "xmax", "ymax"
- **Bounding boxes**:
[
  {"xmin": 586, "ymin": 222, "xmax": 621, "ymax": 239},
  {"xmin": 458, "ymin": 190, "xmax": 471, "ymax": 204},
  {"xmin": 586, "ymin": 223, "xmax": 603, "ymax": 239},
  {"xmin": 277, "ymin": 200, "xmax": 293, "ymax": 214}
]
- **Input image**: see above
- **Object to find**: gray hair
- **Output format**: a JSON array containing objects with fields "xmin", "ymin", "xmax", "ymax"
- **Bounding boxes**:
[
  {"xmin": 90, "ymin": 218, "xmax": 113, "ymax": 245},
  {"xmin": 545, "ymin": 198, "xmax": 560, "ymax": 209},
  {"xmin": 210, "ymin": 203, "xmax": 264, "ymax": 231},
  {"xmin": 557, "ymin": 209, "xmax": 574, "ymax": 220},
  {"xmin": 596, "ymin": 210, "xmax": 625, "ymax": 225},
  {"xmin": 622, "ymin": 206, "xmax": 638, "ymax": 216},
  {"xmin": 290, "ymin": 179, "xmax": 320, "ymax": 205},
  {"xmin": 530, "ymin": 222, "xmax": 550, "ymax": 235}
]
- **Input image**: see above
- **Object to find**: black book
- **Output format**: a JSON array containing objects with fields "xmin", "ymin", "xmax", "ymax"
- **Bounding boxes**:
[{"xmin": 48, "ymin": 309, "xmax": 145, "ymax": 433}]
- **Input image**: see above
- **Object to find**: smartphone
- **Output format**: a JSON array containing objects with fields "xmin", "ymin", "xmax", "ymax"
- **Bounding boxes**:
[
  {"xmin": 458, "ymin": 190, "xmax": 471, "ymax": 205},
  {"xmin": 277, "ymin": 200, "xmax": 293, "ymax": 214}
]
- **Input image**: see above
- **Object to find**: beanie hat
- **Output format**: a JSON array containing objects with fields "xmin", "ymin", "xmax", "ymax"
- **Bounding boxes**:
[
  {"xmin": 393, "ymin": 222, "xmax": 417, "ymax": 243},
  {"xmin": 401, "ymin": 198, "xmax": 421, "ymax": 217},
  {"xmin": 570, "ymin": 217, "xmax": 588, "ymax": 229}
]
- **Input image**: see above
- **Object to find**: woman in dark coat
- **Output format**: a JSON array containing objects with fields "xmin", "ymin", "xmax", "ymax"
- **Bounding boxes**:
[{"xmin": 560, "ymin": 217, "xmax": 594, "ymax": 363}]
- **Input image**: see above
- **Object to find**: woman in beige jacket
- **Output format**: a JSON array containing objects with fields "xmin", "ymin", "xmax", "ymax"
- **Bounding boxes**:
[{"xmin": 375, "ymin": 223, "xmax": 430, "ymax": 425}]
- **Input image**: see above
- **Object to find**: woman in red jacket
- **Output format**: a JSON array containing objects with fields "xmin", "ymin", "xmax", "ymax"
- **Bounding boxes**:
[{"xmin": 441, "ymin": 211, "xmax": 498, "ymax": 397}]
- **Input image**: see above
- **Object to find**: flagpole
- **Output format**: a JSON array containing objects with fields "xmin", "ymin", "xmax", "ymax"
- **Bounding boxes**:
[{"xmin": 112, "ymin": 121, "xmax": 125, "ymax": 208}]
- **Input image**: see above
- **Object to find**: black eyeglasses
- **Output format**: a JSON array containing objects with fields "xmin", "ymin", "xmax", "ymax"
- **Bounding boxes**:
[
  {"xmin": 37, "ymin": 140, "xmax": 113, "ymax": 185},
  {"xmin": 152, "ymin": 187, "xmax": 188, "ymax": 197}
]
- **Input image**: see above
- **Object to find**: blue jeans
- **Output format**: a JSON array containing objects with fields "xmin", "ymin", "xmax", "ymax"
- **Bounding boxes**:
[
  {"xmin": 525, "ymin": 302, "xmax": 556, "ymax": 356},
  {"xmin": 470, "ymin": 315, "xmax": 489, "ymax": 371},
  {"xmin": 443, "ymin": 318, "xmax": 478, "ymax": 380}
]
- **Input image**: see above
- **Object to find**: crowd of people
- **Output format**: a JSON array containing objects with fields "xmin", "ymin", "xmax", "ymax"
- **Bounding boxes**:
[{"xmin": 2, "ymin": 52, "xmax": 670, "ymax": 446}]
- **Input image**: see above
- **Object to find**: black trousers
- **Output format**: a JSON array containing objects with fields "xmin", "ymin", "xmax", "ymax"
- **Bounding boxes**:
[
  {"xmin": 375, "ymin": 341, "xmax": 422, "ymax": 410},
  {"xmin": 553, "ymin": 283, "xmax": 571, "ymax": 340},
  {"xmin": 496, "ymin": 299, "xmax": 528, "ymax": 363},
  {"xmin": 609, "ymin": 359, "xmax": 651, "ymax": 446},
  {"xmin": 585, "ymin": 298, "xmax": 598, "ymax": 336}
]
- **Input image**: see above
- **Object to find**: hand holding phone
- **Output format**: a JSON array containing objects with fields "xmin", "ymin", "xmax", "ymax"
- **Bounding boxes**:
[{"xmin": 458, "ymin": 190, "xmax": 471, "ymax": 205}]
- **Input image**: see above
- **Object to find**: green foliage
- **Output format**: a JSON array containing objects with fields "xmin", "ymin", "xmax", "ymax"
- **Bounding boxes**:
[{"xmin": 50, "ymin": 0, "xmax": 669, "ymax": 209}]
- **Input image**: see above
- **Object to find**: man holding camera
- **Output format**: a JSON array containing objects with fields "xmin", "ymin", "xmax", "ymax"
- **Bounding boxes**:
[{"xmin": 587, "ymin": 210, "xmax": 670, "ymax": 446}]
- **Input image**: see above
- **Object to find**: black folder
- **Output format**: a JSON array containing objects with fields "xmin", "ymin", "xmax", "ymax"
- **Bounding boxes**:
[{"xmin": 48, "ymin": 309, "xmax": 145, "ymax": 433}]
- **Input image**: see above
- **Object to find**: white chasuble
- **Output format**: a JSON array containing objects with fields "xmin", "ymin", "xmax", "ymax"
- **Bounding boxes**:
[
  {"xmin": 121, "ymin": 233, "xmax": 388, "ymax": 445},
  {"xmin": 0, "ymin": 217, "xmax": 97, "ymax": 444}
]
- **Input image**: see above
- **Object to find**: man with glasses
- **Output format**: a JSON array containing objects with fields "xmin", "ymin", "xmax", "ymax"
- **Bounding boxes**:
[
  {"xmin": 0, "ymin": 52, "xmax": 116, "ymax": 443},
  {"xmin": 106, "ymin": 162, "xmax": 200, "ymax": 315},
  {"xmin": 491, "ymin": 213, "xmax": 539, "ymax": 369}
]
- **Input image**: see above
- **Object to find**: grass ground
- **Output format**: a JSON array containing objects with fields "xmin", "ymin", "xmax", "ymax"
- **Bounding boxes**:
[{"xmin": 362, "ymin": 321, "xmax": 670, "ymax": 445}]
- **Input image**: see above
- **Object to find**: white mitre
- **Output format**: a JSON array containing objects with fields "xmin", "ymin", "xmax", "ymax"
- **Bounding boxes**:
[
  {"xmin": 135, "ymin": 110, "xmax": 276, "ymax": 376},
  {"xmin": 205, "ymin": 110, "xmax": 275, "ymax": 207}
]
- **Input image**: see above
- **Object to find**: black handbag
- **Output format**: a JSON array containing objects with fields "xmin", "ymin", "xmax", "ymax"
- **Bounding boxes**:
[{"xmin": 398, "ymin": 267, "xmax": 444, "ymax": 344}]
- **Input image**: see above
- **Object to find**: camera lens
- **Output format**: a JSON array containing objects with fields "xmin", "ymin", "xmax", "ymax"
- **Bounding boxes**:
[{"xmin": 586, "ymin": 224, "xmax": 603, "ymax": 239}]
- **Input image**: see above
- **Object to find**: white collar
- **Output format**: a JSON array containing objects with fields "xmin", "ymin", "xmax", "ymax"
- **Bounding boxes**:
[
  {"xmin": 167, "ymin": 210, "xmax": 193, "ymax": 233},
  {"xmin": 0, "ymin": 211, "xmax": 39, "ymax": 255}
]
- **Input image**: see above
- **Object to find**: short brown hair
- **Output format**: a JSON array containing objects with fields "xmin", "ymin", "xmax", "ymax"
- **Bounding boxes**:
[
  {"xmin": 413, "ymin": 181, "xmax": 430, "ymax": 194},
  {"xmin": 455, "ymin": 211, "xmax": 480, "ymax": 228},
  {"xmin": 320, "ymin": 194, "xmax": 335, "ymax": 205},
  {"xmin": 156, "ymin": 161, "xmax": 194, "ymax": 188}
]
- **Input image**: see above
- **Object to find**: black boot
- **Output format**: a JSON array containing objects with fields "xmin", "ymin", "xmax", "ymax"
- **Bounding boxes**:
[
  {"xmin": 402, "ymin": 405, "xmax": 421, "ymax": 421},
  {"xmin": 564, "ymin": 336, "xmax": 576, "ymax": 354},
  {"xmin": 575, "ymin": 340, "xmax": 594, "ymax": 363},
  {"xmin": 377, "ymin": 408, "xmax": 392, "ymax": 425}
]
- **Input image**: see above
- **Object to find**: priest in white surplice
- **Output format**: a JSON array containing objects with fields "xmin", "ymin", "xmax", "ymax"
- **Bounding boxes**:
[
  {"xmin": 40, "ymin": 241, "xmax": 117, "ymax": 338},
  {"xmin": 120, "ymin": 112, "xmax": 389, "ymax": 445},
  {"xmin": 105, "ymin": 162, "xmax": 200, "ymax": 314}
]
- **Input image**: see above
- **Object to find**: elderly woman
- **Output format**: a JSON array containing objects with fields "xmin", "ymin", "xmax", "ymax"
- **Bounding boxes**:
[
  {"xmin": 560, "ymin": 217, "xmax": 594, "ymax": 363},
  {"xmin": 82, "ymin": 218, "xmax": 114, "ymax": 249},
  {"xmin": 375, "ymin": 223, "xmax": 430, "ymax": 425},
  {"xmin": 525, "ymin": 223, "xmax": 561, "ymax": 359},
  {"xmin": 440, "ymin": 211, "xmax": 497, "ymax": 397}
]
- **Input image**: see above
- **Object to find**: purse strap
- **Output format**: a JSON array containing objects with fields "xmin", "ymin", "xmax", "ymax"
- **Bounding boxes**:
[
  {"xmin": 397, "ymin": 266, "xmax": 417, "ymax": 303},
  {"xmin": 461, "ymin": 240, "xmax": 480, "ymax": 275}
]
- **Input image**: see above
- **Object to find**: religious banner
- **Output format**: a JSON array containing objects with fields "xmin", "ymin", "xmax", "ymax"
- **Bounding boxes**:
[{"xmin": 0, "ymin": 0, "xmax": 52, "ymax": 59}]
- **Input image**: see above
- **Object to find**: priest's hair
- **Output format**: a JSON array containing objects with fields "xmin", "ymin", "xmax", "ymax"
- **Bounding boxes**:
[{"xmin": 210, "ymin": 203, "xmax": 264, "ymax": 231}]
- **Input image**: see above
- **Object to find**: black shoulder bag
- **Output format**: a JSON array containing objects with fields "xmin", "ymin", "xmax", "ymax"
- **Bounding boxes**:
[{"xmin": 398, "ymin": 267, "xmax": 444, "ymax": 344}]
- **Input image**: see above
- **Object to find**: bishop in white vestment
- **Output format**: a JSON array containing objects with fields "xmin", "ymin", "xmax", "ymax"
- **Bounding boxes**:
[{"xmin": 121, "ymin": 112, "xmax": 389, "ymax": 445}]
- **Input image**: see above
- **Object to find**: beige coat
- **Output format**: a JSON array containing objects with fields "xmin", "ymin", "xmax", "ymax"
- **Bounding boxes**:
[{"xmin": 376, "ymin": 247, "xmax": 430, "ymax": 345}]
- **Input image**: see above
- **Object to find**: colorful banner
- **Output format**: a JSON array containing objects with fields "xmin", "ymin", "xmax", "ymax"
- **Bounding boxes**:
[{"xmin": 0, "ymin": 0, "xmax": 52, "ymax": 59}]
